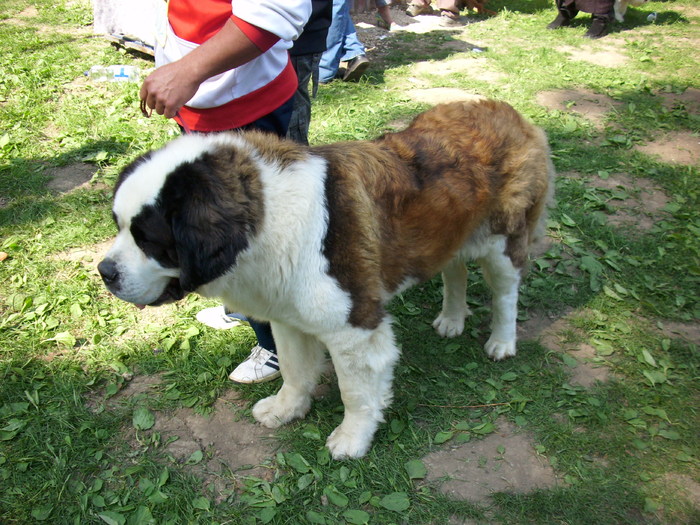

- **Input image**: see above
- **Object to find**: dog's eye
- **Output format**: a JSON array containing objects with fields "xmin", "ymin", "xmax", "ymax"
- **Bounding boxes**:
[
  {"xmin": 131, "ymin": 224, "xmax": 178, "ymax": 268},
  {"xmin": 129, "ymin": 206, "xmax": 177, "ymax": 267}
]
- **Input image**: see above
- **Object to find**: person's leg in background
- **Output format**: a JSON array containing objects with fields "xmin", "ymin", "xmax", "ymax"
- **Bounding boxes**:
[
  {"xmin": 320, "ymin": 0, "xmax": 369, "ymax": 83},
  {"xmin": 287, "ymin": 52, "xmax": 322, "ymax": 145},
  {"xmin": 337, "ymin": 8, "xmax": 368, "ymax": 81},
  {"xmin": 319, "ymin": 0, "xmax": 349, "ymax": 83}
]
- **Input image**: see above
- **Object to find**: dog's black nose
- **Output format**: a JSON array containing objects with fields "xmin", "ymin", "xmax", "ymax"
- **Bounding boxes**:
[{"xmin": 98, "ymin": 259, "xmax": 119, "ymax": 285}]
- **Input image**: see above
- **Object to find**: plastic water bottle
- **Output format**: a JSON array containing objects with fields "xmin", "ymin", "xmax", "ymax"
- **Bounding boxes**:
[{"xmin": 86, "ymin": 65, "xmax": 141, "ymax": 82}]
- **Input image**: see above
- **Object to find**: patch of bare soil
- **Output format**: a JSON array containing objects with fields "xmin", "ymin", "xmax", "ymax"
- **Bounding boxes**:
[
  {"xmin": 523, "ymin": 312, "xmax": 613, "ymax": 388},
  {"xmin": 355, "ymin": 5, "xmax": 485, "ymax": 38},
  {"xmin": 151, "ymin": 390, "xmax": 279, "ymax": 484},
  {"xmin": 536, "ymin": 89, "xmax": 621, "ymax": 129},
  {"xmin": 557, "ymin": 43, "xmax": 628, "ymax": 68},
  {"xmin": 658, "ymin": 87, "xmax": 700, "ymax": 116},
  {"xmin": 111, "ymin": 373, "xmax": 164, "ymax": 400},
  {"xmin": 662, "ymin": 473, "xmax": 700, "ymax": 511},
  {"xmin": 46, "ymin": 163, "xmax": 98, "ymax": 194},
  {"xmin": 422, "ymin": 418, "xmax": 560, "ymax": 503},
  {"xmin": 54, "ymin": 239, "xmax": 112, "ymax": 266},
  {"xmin": 5, "ymin": 4, "xmax": 92, "ymax": 37},
  {"xmin": 53, "ymin": 239, "xmax": 183, "ymax": 328},
  {"xmin": 353, "ymin": 5, "xmax": 490, "ymax": 85},
  {"xmin": 635, "ymin": 130, "xmax": 700, "ymax": 166},
  {"xmin": 115, "ymin": 378, "xmax": 280, "ymax": 499},
  {"xmin": 560, "ymin": 170, "xmax": 670, "ymax": 231},
  {"xmin": 412, "ymin": 57, "xmax": 505, "ymax": 82},
  {"xmin": 656, "ymin": 321, "xmax": 700, "ymax": 347},
  {"xmin": 587, "ymin": 172, "xmax": 670, "ymax": 230}
]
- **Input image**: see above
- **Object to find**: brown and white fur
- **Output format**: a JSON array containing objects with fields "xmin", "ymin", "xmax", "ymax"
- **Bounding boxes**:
[
  {"xmin": 98, "ymin": 99, "xmax": 555, "ymax": 459},
  {"xmin": 614, "ymin": 0, "xmax": 648, "ymax": 22}
]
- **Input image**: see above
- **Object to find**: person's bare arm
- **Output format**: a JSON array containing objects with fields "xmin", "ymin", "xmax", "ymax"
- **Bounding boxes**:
[{"xmin": 140, "ymin": 18, "xmax": 264, "ymax": 119}]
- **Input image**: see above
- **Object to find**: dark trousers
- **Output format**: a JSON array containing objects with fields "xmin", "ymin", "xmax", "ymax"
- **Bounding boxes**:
[
  {"xmin": 287, "ymin": 53, "xmax": 322, "ymax": 145},
  {"xmin": 559, "ymin": 0, "xmax": 614, "ymax": 16}
]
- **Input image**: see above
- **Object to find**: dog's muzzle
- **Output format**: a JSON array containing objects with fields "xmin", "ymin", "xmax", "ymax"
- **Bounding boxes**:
[{"xmin": 97, "ymin": 258, "xmax": 185, "ymax": 307}]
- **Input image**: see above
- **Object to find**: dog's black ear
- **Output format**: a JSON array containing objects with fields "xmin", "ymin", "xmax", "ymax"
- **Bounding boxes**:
[{"xmin": 160, "ymin": 152, "xmax": 264, "ymax": 292}]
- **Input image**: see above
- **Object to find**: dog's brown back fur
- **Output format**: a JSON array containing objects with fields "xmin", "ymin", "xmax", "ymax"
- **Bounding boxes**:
[{"xmin": 314, "ymin": 100, "xmax": 553, "ymax": 329}]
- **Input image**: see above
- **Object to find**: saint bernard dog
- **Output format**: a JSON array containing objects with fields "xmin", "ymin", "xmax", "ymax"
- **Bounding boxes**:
[{"xmin": 98, "ymin": 99, "xmax": 555, "ymax": 459}]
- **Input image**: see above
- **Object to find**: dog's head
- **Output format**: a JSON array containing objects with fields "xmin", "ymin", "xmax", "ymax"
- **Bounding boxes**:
[{"xmin": 98, "ymin": 133, "xmax": 264, "ymax": 307}]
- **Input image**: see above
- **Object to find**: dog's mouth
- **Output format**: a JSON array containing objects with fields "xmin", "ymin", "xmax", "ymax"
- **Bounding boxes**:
[{"xmin": 138, "ymin": 278, "xmax": 185, "ymax": 308}]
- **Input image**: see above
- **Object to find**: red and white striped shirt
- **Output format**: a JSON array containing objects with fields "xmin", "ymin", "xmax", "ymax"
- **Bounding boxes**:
[{"xmin": 157, "ymin": 0, "xmax": 311, "ymax": 132}]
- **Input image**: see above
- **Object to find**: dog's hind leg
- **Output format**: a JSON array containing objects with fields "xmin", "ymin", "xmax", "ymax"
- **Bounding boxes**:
[
  {"xmin": 322, "ymin": 319, "xmax": 400, "ymax": 459},
  {"xmin": 478, "ymin": 237, "xmax": 522, "ymax": 361},
  {"xmin": 432, "ymin": 258, "xmax": 472, "ymax": 338},
  {"xmin": 252, "ymin": 323, "xmax": 326, "ymax": 428}
]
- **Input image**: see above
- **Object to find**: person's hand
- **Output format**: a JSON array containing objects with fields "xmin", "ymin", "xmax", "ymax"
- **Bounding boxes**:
[
  {"xmin": 139, "ymin": 62, "xmax": 201, "ymax": 119},
  {"xmin": 139, "ymin": 18, "xmax": 267, "ymax": 120}
]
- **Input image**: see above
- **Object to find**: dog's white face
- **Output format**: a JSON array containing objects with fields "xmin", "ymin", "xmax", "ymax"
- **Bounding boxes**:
[
  {"xmin": 99, "ymin": 146, "xmax": 183, "ymax": 307},
  {"xmin": 99, "ymin": 133, "xmax": 260, "ymax": 307}
]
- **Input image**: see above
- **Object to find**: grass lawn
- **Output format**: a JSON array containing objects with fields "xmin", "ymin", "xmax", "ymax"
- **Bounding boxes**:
[{"xmin": 1, "ymin": 0, "xmax": 698, "ymax": 523}]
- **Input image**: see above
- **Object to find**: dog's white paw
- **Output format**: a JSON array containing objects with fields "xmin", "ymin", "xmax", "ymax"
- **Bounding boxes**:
[
  {"xmin": 484, "ymin": 337, "xmax": 517, "ymax": 361},
  {"xmin": 252, "ymin": 394, "xmax": 309, "ymax": 428},
  {"xmin": 326, "ymin": 424, "xmax": 372, "ymax": 459},
  {"xmin": 432, "ymin": 309, "xmax": 470, "ymax": 338}
]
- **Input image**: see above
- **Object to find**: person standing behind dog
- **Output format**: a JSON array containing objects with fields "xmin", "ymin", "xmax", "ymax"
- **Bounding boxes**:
[
  {"xmin": 546, "ymin": 0, "xmax": 614, "ymax": 39},
  {"xmin": 140, "ymin": 0, "xmax": 312, "ymax": 384},
  {"xmin": 319, "ymin": 0, "xmax": 370, "ymax": 83}
]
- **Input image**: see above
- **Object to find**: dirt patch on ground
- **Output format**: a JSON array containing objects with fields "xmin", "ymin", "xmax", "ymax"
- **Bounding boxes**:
[
  {"xmin": 356, "ymin": 6, "xmax": 485, "ymax": 37},
  {"xmin": 560, "ymin": 170, "xmax": 671, "ymax": 231},
  {"xmin": 422, "ymin": 418, "xmax": 560, "ymax": 503},
  {"xmin": 557, "ymin": 43, "xmax": 628, "ymax": 68},
  {"xmin": 54, "ymin": 239, "xmax": 184, "ymax": 328},
  {"xmin": 658, "ymin": 87, "xmax": 700, "ymax": 116},
  {"xmin": 656, "ymin": 321, "xmax": 700, "ymax": 347},
  {"xmin": 152, "ymin": 390, "xmax": 279, "ymax": 484},
  {"xmin": 635, "ymin": 130, "xmax": 700, "ymax": 166},
  {"xmin": 54, "ymin": 239, "xmax": 112, "ymax": 266},
  {"xmin": 412, "ymin": 57, "xmax": 505, "ymax": 82},
  {"xmin": 536, "ymin": 89, "xmax": 621, "ymax": 129},
  {"xmin": 116, "ymin": 378, "xmax": 280, "ymax": 499},
  {"xmin": 523, "ymin": 312, "xmax": 612, "ymax": 388},
  {"xmin": 46, "ymin": 163, "xmax": 99, "ymax": 194},
  {"xmin": 586, "ymin": 172, "xmax": 670, "ymax": 230},
  {"xmin": 353, "ymin": 5, "xmax": 488, "ymax": 72},
  {"xmin": 662, "ymin": 473, "xmax": 700, "ymax": 511},
  {"xmin": 5, "ymin": 4, "xmax": 92, "ymax": 37}
]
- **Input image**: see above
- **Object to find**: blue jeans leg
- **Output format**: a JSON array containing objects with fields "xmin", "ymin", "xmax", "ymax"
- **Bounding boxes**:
[
  {"xmin": 340, "ymin": 13, "xmax": 365, "ymax": 63},
  {"xmin": 319, "ymin": 0, "xmax": 366, "ymax": 83}
]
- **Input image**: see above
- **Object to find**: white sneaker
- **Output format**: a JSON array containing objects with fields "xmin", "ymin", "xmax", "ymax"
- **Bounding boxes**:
[
  {"xmin": 228, "ymin": 346, "xmax": 281, "ymax": 384},
  {"xmin": 196, "ymin": 306, "xmax": 246, "ymax": 330}
]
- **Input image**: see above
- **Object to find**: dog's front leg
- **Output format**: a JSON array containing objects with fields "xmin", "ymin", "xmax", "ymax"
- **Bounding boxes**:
[
  {"xmin": 252, "ymin": 323, "xmax": 325, "ymax": 428},
  {"xmin": 479, "ymin": 241, "xmax": 522, "ymax": 361},
  {"xmin": 323, "ymin": 319, "xmax": 400, "ymax": 459},
  {"xmin": 433, "ymin": 258, "xmax": 471, "ymax": 338}
]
